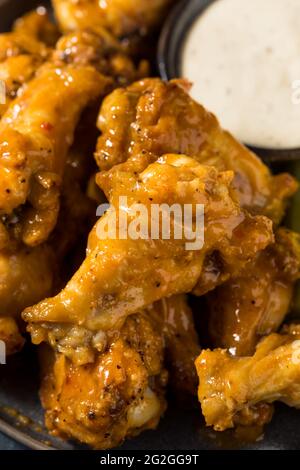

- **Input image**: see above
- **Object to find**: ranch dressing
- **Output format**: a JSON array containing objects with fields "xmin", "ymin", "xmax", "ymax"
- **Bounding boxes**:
[{"xmin": 182, "ymin": 0, "xmax": 300, "ymax": 149}]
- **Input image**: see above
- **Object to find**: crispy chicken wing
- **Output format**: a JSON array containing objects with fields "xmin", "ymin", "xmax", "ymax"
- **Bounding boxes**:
[
  {"xmin": 0, "ymin": 62, "xmax": 110, "ymax": 247},
  {"xmin": 39, "ymin": 311, "xmax": 167, "ymax": 449},
  {"xmin": 52, "ymin": 0, "xmax": 174, "ymax": 38},
  {"xmin": 23, "ymin": 154, "xmax": 273, "ymax": 363},
  {"xmin": 196, "ymin": 325, "xmax": 300, "ymax": 432},
  {"xmin": 95, "ymin": 79, "xmax": 297, "ymax": 223},
  {"xmin": 207, "ymin": 228, "xmax": 300, "ymax": 356}
]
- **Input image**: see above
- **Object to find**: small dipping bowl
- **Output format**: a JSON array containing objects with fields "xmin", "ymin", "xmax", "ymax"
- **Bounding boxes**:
[{"xmin": 158, "ymin": 0, "xmax": 300, "ymax": 163}]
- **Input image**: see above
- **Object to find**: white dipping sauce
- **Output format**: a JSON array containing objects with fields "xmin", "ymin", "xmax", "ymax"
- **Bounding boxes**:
[{"xmin": 182, "ymin": 0, "xmax": 300, "ymax": 149}]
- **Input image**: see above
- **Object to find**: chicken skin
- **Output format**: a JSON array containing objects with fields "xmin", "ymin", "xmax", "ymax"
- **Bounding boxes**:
[
  {"xmin": 207, "ymin": 228, "xmax": 300, "ymax": 356},
  {"xmin": 95, "ymin": 79, "xmax": 297, "ymax": 223},
  {"xmin": 196, "ymin": 325, "xmax": 300, "ymax": 432},
  {"xmin": 52, "ymin": 0, "xmax": 174, "ymax": 39},
  {"xmin": 39, "ymin": 311, "xmax": 167, "ymax": 449},
  {"xmin": 0, "ymin": 8, "xmax": 59, "ymax": 63},
  {"xmin": 0, "ymin": 55, "xmax": 42, "ymax": 118},
  {"xmin": 0, "ymin": 9, "xmax": 58, "ymax": 117},
  {"xmin": 23, "ymin": 154, "xmax": 273, "ymax": 364},
  {"xmin": 0, "ymin": 21, "xmax": 149, "ymax": 355}
]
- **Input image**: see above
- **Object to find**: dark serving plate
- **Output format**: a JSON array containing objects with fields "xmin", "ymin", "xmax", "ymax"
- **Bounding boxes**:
[
  {"xmin": 158, "ymin": 0, "xmax": 300, "ymax": 163},
  {"xmin": 1, "ymin": 0, "xmax": 300, "ymax": 451}
]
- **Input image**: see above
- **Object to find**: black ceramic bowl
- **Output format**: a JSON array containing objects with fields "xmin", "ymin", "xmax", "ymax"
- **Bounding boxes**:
[
  {"xmin": 158, "ymin": 0, "xmax": 300, "ymax": 163},
  {"xmin": 1, "ymin": 0, "xmax": 300, "ymax": 452}
]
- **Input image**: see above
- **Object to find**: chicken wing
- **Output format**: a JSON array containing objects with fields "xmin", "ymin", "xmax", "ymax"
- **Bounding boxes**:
[
  {"xmin": 95, "ymin": 79, "xmax": 297, "ymax": 223},
  {"xmin": 23, "ymin": 154, "xmax": 273, "ymax": 363},
  {"xmin": 196, "ymin": 325, "xmax": 300, "ymax": 432},
  {"xmin": 39, "ymin": 311, "xmax": 167, "ymax": 449},
  {"xmin": 0, "ymin": 317, "xmax": 24, "ymax": 356},
  {"xmin": 52, "ymin": 0, "xmax": 174, "ymax": 38},
  {"xmin": 207, "ymin": 228, "xmax": 300, "ymax": 356},
  {"xmin": 0, "ymin": 61, "xmax": 110, "ymax": 247}
]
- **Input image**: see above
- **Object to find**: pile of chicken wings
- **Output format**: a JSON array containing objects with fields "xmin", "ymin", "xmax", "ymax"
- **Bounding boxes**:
[{"xmin": 1, "ymin": 0, "xmax": 300, "ymax": 449}]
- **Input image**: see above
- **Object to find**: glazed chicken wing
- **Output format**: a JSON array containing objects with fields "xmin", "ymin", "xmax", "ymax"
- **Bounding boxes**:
[
  {"xmin": 0, "ymin": 61, "xmax": 110, "ymax": 247},
  {"xmin": 39, "ymin": 311, "xmax": 167, "ymax": 449},
  {"xmin": 196, "ymin": 325, "xmax": 300, "ymax": 432},
  {"xmin": 95, "ymin": 79, "xmax": 297, "ymax": 223},
  {"xmin": 52, "ymin": 0, "xmax": 174, "ymax": 38},
  {"xmin": 207, "ymin": 228, "xmax": 300, "ymax": 356},
  {"xmin": 23, "ymin": 154, "xmax": 273, "ymax": 363},
  {"xmin": 0, "ymin": 317, "xmax": 24, "ymax": 356}
]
